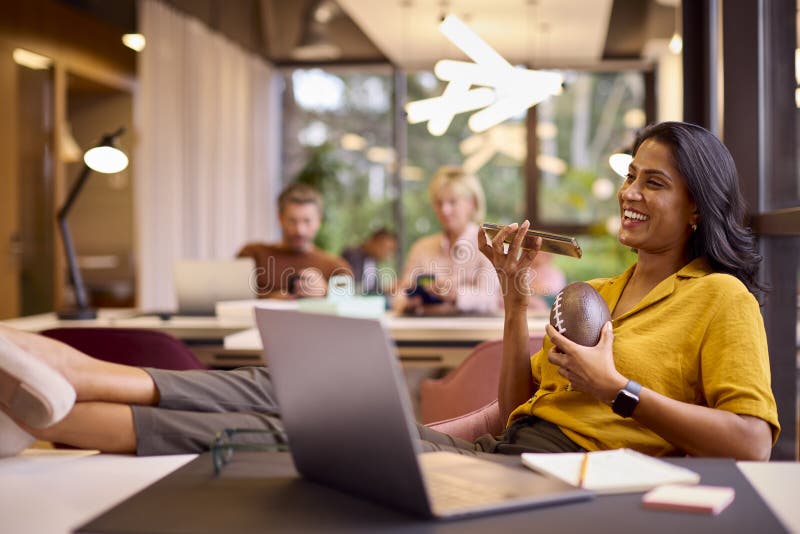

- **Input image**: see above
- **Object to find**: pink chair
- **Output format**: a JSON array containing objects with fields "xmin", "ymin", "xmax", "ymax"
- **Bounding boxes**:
[
  {"xmin": 421, "ymin": 334, "xmax": 545, "ymax": 441},
  {"xmin": 41, "ymin": 328, "xmax": 208, "ymax": 370}
]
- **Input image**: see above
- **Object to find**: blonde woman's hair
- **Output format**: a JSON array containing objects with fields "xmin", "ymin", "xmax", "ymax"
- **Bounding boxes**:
[{"xmin": 427, "ymin": 166, "xmax": 486, "ymax": 223}]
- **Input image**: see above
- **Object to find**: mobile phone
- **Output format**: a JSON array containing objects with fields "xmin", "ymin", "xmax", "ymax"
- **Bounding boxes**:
[
  {"xmin": 481, "ymin": 222, "xmax": 583, "ymax": 259},
  {"xmin": 405, "ymin": 274, "xmax": 444, "ymax": 304}
]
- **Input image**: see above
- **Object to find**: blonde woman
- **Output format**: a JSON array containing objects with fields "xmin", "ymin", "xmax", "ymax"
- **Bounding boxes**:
[{"xmin": 393, "ymin": 166, "xmax": 502, "ymax": 315}]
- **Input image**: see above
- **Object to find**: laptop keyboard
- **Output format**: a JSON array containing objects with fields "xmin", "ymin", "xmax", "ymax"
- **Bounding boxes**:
[{"xmin": 426, "ymin": 471, "xmax": 515, "ymax": 511}]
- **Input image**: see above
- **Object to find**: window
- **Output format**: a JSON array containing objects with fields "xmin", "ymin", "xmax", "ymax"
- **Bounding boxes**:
[
  {"xmin": 282, "ymin": 67, "xmax": 646, "ymax": 284},
  {"xmin": 281, "ymin": 66, "xmax": 396, "ymax": 256}
]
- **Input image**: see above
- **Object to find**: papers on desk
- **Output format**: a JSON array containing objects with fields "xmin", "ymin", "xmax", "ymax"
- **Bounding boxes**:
[
  {"xmin": 216, "ymin": 299, "xmax": 297, "ymax": 323},
  {"xmin": 521, "ymin": 449, "xmax": 700, "ymax": 494},
  {"xmin": 224, "ymin": 328, "xmax": 261, "ymax": 350},
  {"xmin": 215, "ymin": 296, "xmax": 386, "ymax": 325}
]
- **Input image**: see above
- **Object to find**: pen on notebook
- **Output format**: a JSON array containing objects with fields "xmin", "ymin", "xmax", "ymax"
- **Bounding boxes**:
[{"xmin": 578, "ymin": 452, "xmax": 589, "ymax": 488}]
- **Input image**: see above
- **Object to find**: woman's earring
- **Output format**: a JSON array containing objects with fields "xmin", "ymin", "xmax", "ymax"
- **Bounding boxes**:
[{"xmin": 690, "ymin": 223, "xmax": 698, "ymax": 232}]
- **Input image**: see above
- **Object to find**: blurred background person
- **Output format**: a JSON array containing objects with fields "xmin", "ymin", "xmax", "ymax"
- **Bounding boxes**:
[
  {"xmin": 341, "ymin": 228, "xmax": 398, "ymax": 295},
  {"xmin": 238, "ymin": 183, "xmax": 352, "ymax": 299},
  {"xmin": 528, "ymin": 253, "xmax": 567, "ymax": 311},
  {"xmin": 393, "ymin": 166, "xmax": 501, "ymax": 316}
]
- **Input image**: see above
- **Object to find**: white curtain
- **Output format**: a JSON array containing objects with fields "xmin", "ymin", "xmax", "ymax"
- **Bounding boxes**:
[{"xmin": 135, "ymin": 0, "xmax": 282, "ymax": 310}]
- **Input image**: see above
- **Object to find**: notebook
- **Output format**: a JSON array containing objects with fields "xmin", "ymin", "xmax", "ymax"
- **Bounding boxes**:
[
  {"xmin": 173, "ymin": 258, "xmax": 256, "ymax": 315},
  {"xmin": 254, "ymin": 308, "xmax": 592, "ymax": 519},
  {"xmin": 642, "ymin": 484, "xmax": 735, "ymax": 515},
  {"xmin": 521, "ymin": 448, "xmax": 700, "ymax": 494}
]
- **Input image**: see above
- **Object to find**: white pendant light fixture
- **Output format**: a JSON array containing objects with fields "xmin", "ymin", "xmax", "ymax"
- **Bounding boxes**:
[
  {"xmin": 405, "ymin": 15, "xmax": 563, "ymax": 136},
  {"xmin": 609, "ymin": 153, "xmax": 633, "ymax": 178}
]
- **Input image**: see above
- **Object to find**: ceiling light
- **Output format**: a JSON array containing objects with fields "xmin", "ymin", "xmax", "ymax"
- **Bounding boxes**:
[
  {"xmin": 668, "ymin": 33, "xmax": 683, "ymax": 55},
  {"xmin": 609, "ymin": 153, "xmax": 633, "ymax": 178},
  {"xmin": 438, "ymin": 15, "xmax": 510, "ymax": 72},
  {"xmin": 405, "ymin": 87, "xmax": 494, "ymax": 124},
  {"xmin": 292, "ymin": 28, "xmax": 341, "ymax": 60},
  {"xmin": 313, "ymin": 1, "xmax": 338, "ymax": 23},
  {"xmin": 13, "ymin": 48, "xmax": 52, "ymax": 70},
  {"xmin": 293, "ymin": 2, "xmax": 340, "ymax": 61},
  {"xmin": 668, "ymin": 4, "xmax": 682, "ymax": 55},
  {"xmin": 406, "ymin": 15, "xmax": 562, "ymax": 136},
  {"xmin": 122, "ymin": 34, "xmax": 146, "ymax": 52}
]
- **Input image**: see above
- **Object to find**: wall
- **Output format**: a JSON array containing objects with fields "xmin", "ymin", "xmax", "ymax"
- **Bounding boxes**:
[{"xmin": 0, "ymin": 0, "xmax": 135, "ymax": 317}]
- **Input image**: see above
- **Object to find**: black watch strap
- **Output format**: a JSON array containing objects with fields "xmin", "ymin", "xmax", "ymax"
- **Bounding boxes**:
[{"xmin": 611, "ymin": 379, "xmax": 641, "ymax": 417}]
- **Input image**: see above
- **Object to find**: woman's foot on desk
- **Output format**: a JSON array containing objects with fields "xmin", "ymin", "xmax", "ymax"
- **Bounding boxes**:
[{"xmin": 0, "ymin": 335, "xmax": 76, "ymax": 457}]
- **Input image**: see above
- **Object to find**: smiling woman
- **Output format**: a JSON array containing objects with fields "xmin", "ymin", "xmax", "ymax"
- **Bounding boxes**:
[{"xmin": 458, "ymin": 121, "xmax": 780, "ymax": 461}]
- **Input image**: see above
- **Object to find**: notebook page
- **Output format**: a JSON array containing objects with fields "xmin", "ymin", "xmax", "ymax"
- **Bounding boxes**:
[{"xmin": 521, "ymin": 449, "xmax": 700, "ymax": 494}]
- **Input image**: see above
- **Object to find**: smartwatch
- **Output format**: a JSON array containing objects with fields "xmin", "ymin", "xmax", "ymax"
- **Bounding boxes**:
[{"xmin": 611, "ymin": 379, "xmax": 642, "ymax": 417}]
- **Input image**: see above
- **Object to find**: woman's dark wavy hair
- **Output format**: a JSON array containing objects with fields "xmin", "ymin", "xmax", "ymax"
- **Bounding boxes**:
[{"xmin": 631, "ymin": 121, "xmax": 766, "ymax": 301}]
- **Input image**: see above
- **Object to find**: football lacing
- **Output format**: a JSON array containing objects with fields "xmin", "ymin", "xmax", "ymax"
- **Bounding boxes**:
[{"xmin": 552, "ymin": 291, "xmax": 566, "ymax": 334}]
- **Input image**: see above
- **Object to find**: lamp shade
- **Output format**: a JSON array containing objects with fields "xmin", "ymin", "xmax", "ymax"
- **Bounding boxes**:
[
  {"xmin": 84, "ymin": 146, "xmax": 128, "ymax": 174},
  {"xmin": 609, "ymin": 153, "xmax": 633, "ymax": 178}
]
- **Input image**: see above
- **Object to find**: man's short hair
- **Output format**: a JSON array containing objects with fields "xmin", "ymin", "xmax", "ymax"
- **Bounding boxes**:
[
  {"xmin": 369, "ymin": 227, "xmax": 397, "ymax": 241},
  {"xmin": 278, "ymin": 183, "xmax": 323, "ymax": 215}
]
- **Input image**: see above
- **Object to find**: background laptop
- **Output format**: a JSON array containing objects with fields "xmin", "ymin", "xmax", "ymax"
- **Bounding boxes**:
[
  {"xmin": 255, "ymin": 308, "xmax": 591, "ymax": 519},
  {"xmin": 173, "ymin": 258, "xmax": 256, "ymax": 316}
]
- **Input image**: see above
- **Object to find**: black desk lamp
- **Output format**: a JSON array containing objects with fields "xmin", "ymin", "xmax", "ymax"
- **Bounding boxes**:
[{"xmin": 57, "ymin": 127, "xmax": 128, "ymax": 320}]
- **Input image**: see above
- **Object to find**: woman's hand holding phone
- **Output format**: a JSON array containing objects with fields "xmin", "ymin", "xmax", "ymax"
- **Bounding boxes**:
[{"xmin": 477, "ymin": 220, "xmax": 540, "ymax": 310}]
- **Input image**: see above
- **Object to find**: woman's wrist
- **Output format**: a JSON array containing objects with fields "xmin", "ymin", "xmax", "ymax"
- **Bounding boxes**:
[{"xmin": 603, "ymin": 373, "xmax": 630, "ymax": 404}]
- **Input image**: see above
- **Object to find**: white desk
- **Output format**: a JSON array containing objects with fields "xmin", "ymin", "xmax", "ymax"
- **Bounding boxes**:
[
  {"xmin": 224, "ymin": 314, "xmax": 550, "ymax": 367},
  {"xmin": 1, "ymin": 450, "xmax": 798, "ymax": 534},
  {"xmin": 1, "ymin": 310, "xmax": 550, "ymax": 369},
  {"xmin": 0, "ymin": 309, "xmax": 253, "ymax": 341}
]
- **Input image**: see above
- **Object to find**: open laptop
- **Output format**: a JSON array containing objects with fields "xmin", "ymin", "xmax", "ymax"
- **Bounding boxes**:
[
  {"xmin": 254, "ymin": 308, "xmax": 592, "ymax": 519},
  {"xmin": 173, "ymin": 258, "xmax": 256, "ymax": 316}
]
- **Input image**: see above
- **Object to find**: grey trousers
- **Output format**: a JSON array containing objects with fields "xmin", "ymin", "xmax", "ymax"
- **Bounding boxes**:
[
  {"xmin": 131, "ymin": 366, "xmax": 584, "ymax": 457},
  {"xmin": 132, "ymin": 366, "xmax": 284, "ymax": 455}
]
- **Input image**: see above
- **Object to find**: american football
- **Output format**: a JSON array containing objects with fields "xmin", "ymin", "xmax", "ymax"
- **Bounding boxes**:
[{"xmin": 549, "ymin": 282, "xmax": 611, "ymax": 347}]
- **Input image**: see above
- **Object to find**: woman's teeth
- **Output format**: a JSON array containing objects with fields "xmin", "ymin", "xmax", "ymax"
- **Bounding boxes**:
[{"xmin": 624, "ymin": 209, "xmax": 649, "ymax": 221}]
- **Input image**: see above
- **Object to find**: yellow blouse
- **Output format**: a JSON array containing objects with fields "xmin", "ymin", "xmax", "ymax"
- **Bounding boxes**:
[{"xmin": 508, "ymin": 257, "xmax": 780, "ymax": 456}]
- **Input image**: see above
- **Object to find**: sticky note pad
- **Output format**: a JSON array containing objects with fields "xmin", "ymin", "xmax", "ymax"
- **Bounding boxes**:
[{"xmin": 642, "ymin": 484, "xmax": 735, "ymax": 515}]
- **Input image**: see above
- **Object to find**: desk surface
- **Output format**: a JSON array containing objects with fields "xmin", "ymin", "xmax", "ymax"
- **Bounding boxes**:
[
  {"xmin": 1, "ymin": 449, "xmax": 797, "ymax": 534},
  {"xmin": 1, "ymin": 310, "xmax": 549, "ymax": 343},
  {"xmin": 0, "ymin": 309, "xmax": 253, "ymax": 340}
]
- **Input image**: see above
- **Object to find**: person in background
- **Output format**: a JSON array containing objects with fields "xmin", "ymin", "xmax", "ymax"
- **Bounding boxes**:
[
  {"xmin": 393, "ymin": 166, "xmax": 502, "ymax": 316},
  {"xmin": 527, "ymin": 253, "xmax": 567, "ymax": 311},
  {"xmin": 341, "ymin": 228, "xmax": 398, "ymax": 294},
  {"xmin": 237, "ymin": 183, "xmax": 352, "ymax": 299}
]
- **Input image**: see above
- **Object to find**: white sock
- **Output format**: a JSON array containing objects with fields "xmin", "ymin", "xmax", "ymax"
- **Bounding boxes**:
[{"xmin": 0, "ymin": 410, "xmax": 35, "ymax": 458}]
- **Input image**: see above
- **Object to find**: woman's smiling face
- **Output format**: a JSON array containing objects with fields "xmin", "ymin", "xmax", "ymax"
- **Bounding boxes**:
[{"xmin": 617, "ymin": 138, "xmax": 698, "ymax": 257}]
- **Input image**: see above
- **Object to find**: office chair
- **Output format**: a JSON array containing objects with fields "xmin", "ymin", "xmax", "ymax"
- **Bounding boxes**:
[
  {"xmin": 422, "ymin": 333, "xmax": 545, "ymax": 440},
  {"xmin": 41, "ymin": 328, "xmax": 207, "ymax": 370}
]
